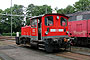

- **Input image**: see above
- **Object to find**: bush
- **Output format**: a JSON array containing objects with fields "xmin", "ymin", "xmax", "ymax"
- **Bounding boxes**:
[{"xmin": 2, "ymin": 32, "xmax": 21, "ymax": 36}]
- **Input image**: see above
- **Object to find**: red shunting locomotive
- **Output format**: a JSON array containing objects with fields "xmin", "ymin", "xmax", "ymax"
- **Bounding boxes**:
[{"xmin": 16, "ymin": 13, "xmax": 71, "ymax": 52}]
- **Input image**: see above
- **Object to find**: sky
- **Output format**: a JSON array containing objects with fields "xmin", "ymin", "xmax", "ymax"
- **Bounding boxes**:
[{"xmin": 0, "ymin": 0, "xmax": 79, "ymax": 10}]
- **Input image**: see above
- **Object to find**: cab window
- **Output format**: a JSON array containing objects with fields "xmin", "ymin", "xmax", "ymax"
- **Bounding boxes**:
[
  {"xmin": 61, "ymin": 17, "xmax": 67, "ymax": 26},
  {"xmin": 31, "ymin": 19, "xmax": 37, "ymax": 28},
  {"xmin": 45, "ymin": 16, "xmax": 53, "ymax": 26}
]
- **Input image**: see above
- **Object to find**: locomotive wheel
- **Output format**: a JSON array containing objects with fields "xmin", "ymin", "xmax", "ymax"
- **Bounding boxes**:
[
  {"xmin": 44, "ymin": 39, "xmax": 54, "ymax": 52},
  {"xmin": 38, "ymin": 40, "xmax": 53, "ymax": 52},
  {"xmin": 64, "ymin": 43, "xmax": 71, "ymax": 51},
  {"xmin": 45, "ymin": 43, "xmax": 53, "ymax": 52}
]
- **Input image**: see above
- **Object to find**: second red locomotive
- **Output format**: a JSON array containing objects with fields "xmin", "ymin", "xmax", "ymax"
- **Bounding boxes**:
[
  {"xmin": 16, "ymin": 13, "xmax": 71, "ymax": 52},
  {"xmin": 67, "ymin": 11, "xmax": 90, "ymax": 46}
]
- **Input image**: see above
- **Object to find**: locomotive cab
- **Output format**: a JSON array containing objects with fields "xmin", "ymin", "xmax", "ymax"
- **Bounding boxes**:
[{"xmin": 16, "ymin": 14, "xmax": 71, "ymax": 52}]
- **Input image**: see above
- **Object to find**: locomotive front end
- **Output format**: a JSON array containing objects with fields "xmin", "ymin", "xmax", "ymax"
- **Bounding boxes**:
[{"xmin": 41, "ymin": 14, "xmax": 71, "ymax": 52}]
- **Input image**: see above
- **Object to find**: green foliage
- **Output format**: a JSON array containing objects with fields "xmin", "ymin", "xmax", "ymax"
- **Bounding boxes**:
[
  {"xmin": 0, "ymin": 4, "xmax": 24, "ymax": 33},
  {"xmin": 57, "ymin": 5, "xmax": 75, "ymax": 14},
  {"xmin": 57, "ymin": 0, "xmax": 90, "ymax": 14},
  {"xmin": 0, "ymin": 9, "xmax": 3, "ymax": 13},
  {"xmin": 27, "ymin": 4, "xmax": 52, "ymax": 16},
  {"xmin": 65, "ymin": 5, "xmax": 75, "ymax": 14},
  {"xmin": 26, "ymin": 18, "xmax": 30, "ymax": 25},
  {"xmin": 57, "ymin": 8, "xmax": 66, "ymax": 14},
  {"xmin": 74, "ymin": 0, "xmax": 90, "ymax": 11},
  {"xmin": 2, "ymin": 33, "xmax": 16, "ymax": 36},
  {"xmin": 12, "ymin": 4, "xmax": 24, "ymax": 15}
]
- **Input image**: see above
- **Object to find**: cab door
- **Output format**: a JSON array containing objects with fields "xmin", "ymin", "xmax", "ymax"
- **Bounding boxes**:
[
  {"xmin": 38, "ymin": 18, "xmax": 42, "ymax": 40},
  {"xmin": 31, "ymin": 19, "xmax": 38, "ymax": 40}
]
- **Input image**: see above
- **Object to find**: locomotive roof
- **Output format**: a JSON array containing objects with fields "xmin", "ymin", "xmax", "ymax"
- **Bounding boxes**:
[
  {"xmin": 66, "ymin": 11, "xmax": 90, "ymax": 17},
  {"xmin": 30, "ymin": 13, "xmax": 69, "ymax": 19}
]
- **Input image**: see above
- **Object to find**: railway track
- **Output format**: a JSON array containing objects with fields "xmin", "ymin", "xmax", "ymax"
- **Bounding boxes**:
[
  {"xmin": 0, "ymin": 36, "xmax": 15, "ymax": 40},
  {"xmin": 55, "ymin": 46, "xmax": 90, "ymax": 60},
  {"xmin": 71, "ymin": 46, "xmax": 90, "ymax": 53},
  {"xmin": 0, "ymin": 36, "xmax": 16, "ymax": 46},
  {"xmin": 0, "ymin": 36, "xmax": 90, "ymax": 60},
  {"xmin": 56, "ymin": 51, "xmax": 90, "ymax": 60}
]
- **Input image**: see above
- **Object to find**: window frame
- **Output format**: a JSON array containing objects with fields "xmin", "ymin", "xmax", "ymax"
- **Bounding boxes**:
[
  {"xmin": 60, "ymin": 17, "xmax": 67, "ymax": 26},
  {"xmin": 31, "ymin": 19, "xmax": 37, "ymax": 28},
  {"xmin": 45, "ymin": 16, "xmax": 53, "ymax": 26}
]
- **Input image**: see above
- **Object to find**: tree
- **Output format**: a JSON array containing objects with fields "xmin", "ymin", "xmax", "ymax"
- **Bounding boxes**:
[
  {"xmin": 57, "ymin": 5, "xmax": 75, "ymax": 14},
  {"xmin": 0, "ymin": 4, "xmax": 24, "ymax": 33},
  {"xmin": 57, "ymin": 8, "xmax": 66, "ymax": 14},
  {"xmin": 11, "ymin": 4, "xmax": 24, "ymax": 32},
  {"xmin": 57, "ymin": 0, "xmax": 90, "ymax": 14},
  {"xmin": 74, "ymin": 0, "xmax": 90, "ymax": 11},
  {"xmin": 0, "ymin": 9, "xmax": 3, "ymax": 13},
  {"xmin": 27, "ymin": 4, "xmax": 52, "ymax": 16},
  {"xmin": 65, "ymin": 5, "xmax": 75, "ymax": 14},
  {"xmin": 0, "ymin": 9, "xmax": 4, "ymax": 34}
]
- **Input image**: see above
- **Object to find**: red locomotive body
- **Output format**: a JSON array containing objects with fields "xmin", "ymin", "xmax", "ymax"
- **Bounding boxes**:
[
  {"xmin": 21, "ymin": 26, "xmax": 31, "ymax": 36},
  {"xmin": 68, "ymin": 20, "xmax": 87, "ymax": 37},
  {"xmin": 16, "ymin": 14, "xmax": 71, "ymax": 52},
  {"xmin": 68, "ymin": 11, "xmax": 90, "ymax": 46}
]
